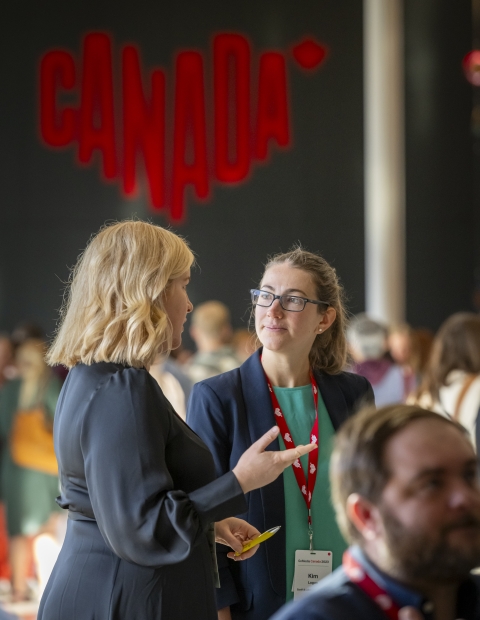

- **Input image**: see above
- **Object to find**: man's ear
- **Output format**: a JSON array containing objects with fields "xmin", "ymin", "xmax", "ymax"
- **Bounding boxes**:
[{"xmin": 346, "ymin": 493, "xmax": 382, "ymax": 541}]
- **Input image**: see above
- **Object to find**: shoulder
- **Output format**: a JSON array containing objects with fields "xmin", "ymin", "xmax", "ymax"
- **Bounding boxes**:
[
  {"xmin": 70, "ymin": 362, "xmax": 167, "ymax": 411},
  {"xmin": 190, "ymin": 366, "xmax": 243, "ymax": 408},
  {"xmin": 273, "ymin": 568, "xmax": 376, "ymax": 620}
]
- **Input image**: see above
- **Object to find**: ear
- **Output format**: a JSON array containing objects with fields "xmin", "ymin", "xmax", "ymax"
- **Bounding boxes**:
[
  {"xmin": 346, "ymin": 493, "xmax": 382, "ymax": 541},
  {"xmin": 316, "ymin": 306, "xmax": 336, "ymax": 334}
]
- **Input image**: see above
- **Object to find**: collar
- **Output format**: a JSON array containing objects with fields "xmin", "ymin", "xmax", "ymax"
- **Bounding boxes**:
[{"xmin": 349, "ymin": 546, "xmax": 480, "ymax": 619}]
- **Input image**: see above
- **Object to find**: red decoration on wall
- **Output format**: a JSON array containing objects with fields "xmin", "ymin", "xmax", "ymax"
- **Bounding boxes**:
[
  {"xmin": 255, "ymin": 52, "xmax": 290, "ymax": 161},
  {"xmin": 78, "ymin": 33, "xmax": 117, "ymax": 180},
  {"xmin": 40, "ymin": 50, "xmax": 77, "ymax": 147},
  {"xmin": 214, "ymin": 33, "xmax": 251, "ymax": 183},
  {"xmin": 38, "ymin": 31, "xmax": 328, "ymax": 222},
  {"xmin": 172, "ymin": 52, "xmax": 210, "ymax": 221},
  {"xmin": 292, "ymin": 38, "xmax": 328, "ymax": 71},
  {"xmin": 123, "ymin": 45, "xmax": 165, "ymax": 209}
]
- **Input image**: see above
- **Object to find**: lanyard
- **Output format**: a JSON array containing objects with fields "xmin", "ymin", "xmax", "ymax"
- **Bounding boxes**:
[
  {"xmin": 343, "ymin": 550, "xmax": 401, "ymax": 620},
  {"xmin": 263, "ymin": 367, "xmax": 319, "ymax": 549}
]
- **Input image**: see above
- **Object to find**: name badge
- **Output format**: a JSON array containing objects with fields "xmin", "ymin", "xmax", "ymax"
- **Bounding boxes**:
[{"xmin": 292, "ymin": 550, "xmax": 332, "ymax": 600}]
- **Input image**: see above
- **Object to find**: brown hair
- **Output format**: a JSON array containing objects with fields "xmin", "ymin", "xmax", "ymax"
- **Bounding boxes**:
[
  {"xmin": 417, "ymin": 312, "xmax": 480, "ymax": 403},
  {"xmin": 330, "ymin": 404, "xmax": 467, "ymax": 544},
  {"xmin": 257, "ymin": 247, "xmax": 348, "ymax": 374},
  {"xmin": 47, "ymin": 221, "xmax": 194, "ymax": 369}
]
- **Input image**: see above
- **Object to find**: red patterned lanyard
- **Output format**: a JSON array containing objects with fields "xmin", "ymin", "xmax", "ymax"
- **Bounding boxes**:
[
  {"xmin": 343, "ymin": 550, "xmax": 401, "ymax": 620},
  {"xmin": 263, "ymin": 367, "xmax": 319, "ymax": 549}
]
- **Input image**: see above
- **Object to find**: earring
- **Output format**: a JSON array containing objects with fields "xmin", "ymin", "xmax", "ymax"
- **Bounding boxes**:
[{"xmin": 318, "ymin": 329, "xmax": 323, "ymax": 333}]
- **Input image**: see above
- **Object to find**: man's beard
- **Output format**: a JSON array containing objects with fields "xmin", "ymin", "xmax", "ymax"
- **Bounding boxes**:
[{"xmin": 380, "ymin": 506, "xmax": 480, "ymax": 582}]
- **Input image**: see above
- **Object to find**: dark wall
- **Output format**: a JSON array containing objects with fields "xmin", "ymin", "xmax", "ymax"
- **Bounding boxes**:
[
  {"xmin": 405, "ymin": 0, "xmax": 474, "ymax": 330},
  {"xmin": 0, "ymin": 0, "xmax": 365, "ymax": 339},
  {"xmin": 0, "ymin": 0, "xmax": 475, "ymax": 340}
]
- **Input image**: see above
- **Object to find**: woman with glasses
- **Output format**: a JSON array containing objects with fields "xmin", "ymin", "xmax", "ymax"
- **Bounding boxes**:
[{"xmin": 187, "ymin": 248, "xmax": 374, "ymax": 620}]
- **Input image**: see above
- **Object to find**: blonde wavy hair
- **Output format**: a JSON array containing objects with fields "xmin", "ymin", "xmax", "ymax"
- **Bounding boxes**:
[{"xmin": 47, "ymin": 221, "xmax": 194, "ymax": 369}]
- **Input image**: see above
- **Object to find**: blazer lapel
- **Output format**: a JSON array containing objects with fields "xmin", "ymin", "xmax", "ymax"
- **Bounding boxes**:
[
  {"xmin": 315, "ymin": 371, "xmax": 349, "ymax": 431},
  {"xmin": 239, "ymin": 349, "xmax": 286, "ymax": 598}
]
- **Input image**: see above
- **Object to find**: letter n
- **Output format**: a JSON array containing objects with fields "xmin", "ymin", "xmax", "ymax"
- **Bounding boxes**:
[
  {"xmin": 39, "ymin": 50, "xmax": 76, "ymax": 147},
  {"xmin": 78, "ymin": 32, "xmax": 117, "ymax": 179},
  {"xmin": 122, "ymin": 45, "xmax": 165, "ymax": 209},
  {"xmin": 254, "ymin": 52, "xmax": 290, "ymax": 161},
  {"xmin": 172, "ymin": 51, "xmax": 209, "ymax": 221},
  {"xmin": 214, "ymin": 33, "xmax": 250, "ymax": 183}
]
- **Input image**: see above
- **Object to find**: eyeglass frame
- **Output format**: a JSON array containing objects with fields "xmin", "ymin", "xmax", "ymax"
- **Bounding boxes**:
[{"xmin": 250, "ymin": 289, "xmax": 330, "ymax": 312}]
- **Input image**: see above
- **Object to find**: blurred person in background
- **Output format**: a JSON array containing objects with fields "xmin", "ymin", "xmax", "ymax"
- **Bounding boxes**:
[
  {"xmin": 413, "ymin": 327, "xmax": 435, "ymax": 380},
  {"xmin": 0, "ymin": 335, "xmax": 15, "ymax": 388},
  {"xmin": 188, "ymin": 248, "xmax": 374, "ymax": 620},
  {"xmin": 272, "ymin": 403, "xmax": 480, "ymax": 620},
  {"xmin": 0, "ymin": 339, "xmax": 61, "ymax": 601},
  {"xmin": 232, "ymin": 329, "xmax": 256, "ymax": 364},
  {"xmin": 11, "ymin": 323, "xmax": 68, "ymax": 384},
  {"xmin": 388, "ymin": 323, "xmax": 418, "ymax": 398},
  {"xmin": 187, "ymin": 301, "xmax": 241, "ymax": 383},
  {"xmin": 413, "ymin": 312, "xmax": 480, "ymax": 450},
  {"xmin": 149, "ymin": 355, "xmax": 190, "ymax": 420},
  {"xmin": 348, "ymin": 314, "xmax": 405, "ymax": 406}
]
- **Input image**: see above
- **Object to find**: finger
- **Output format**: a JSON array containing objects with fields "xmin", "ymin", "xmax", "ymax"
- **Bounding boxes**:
[
  {"xmin": 227, "ymin": 544, "xmax": 259, "ymax": 561},
  {"xmin": 250, "ymin": 426, "xmax": 280, "ymax": 453},
  {"xmin": 280, "ymin": 443, "xmax": 318, "ymax": 465},
  {"xmin": 398, "ymin": 607, "xmax": 423, "ymax": 620},
  {"xmin": 218, "ymin": 531, "xmax": 243, "ymax": 553}
]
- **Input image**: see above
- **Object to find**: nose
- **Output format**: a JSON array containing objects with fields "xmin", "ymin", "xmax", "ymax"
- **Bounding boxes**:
[
  {"xmin": 267, "ymin": 297, "xmax": 283, "ymax": 316},
  {"xmin": 187, "ymin": 297, "xmax": 193, "ymax": 314},
  {"xmin": 448, "ymin": 479, "xmax": 480, "ymax": 511}
]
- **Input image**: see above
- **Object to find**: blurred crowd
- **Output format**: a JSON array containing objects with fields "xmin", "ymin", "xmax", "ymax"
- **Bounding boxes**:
[{"xmin": 1, "ymin": 304, "xmax": 480, "ymax": 616}]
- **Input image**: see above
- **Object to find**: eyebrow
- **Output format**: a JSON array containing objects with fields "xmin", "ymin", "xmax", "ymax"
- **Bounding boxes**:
[
  {"xmin": 261, "ymin": 285, "xmax": 309, "ymax": 296},
  {"xmin": 411, "ymin": 460, "xmax": 478, "ymax": 482}
]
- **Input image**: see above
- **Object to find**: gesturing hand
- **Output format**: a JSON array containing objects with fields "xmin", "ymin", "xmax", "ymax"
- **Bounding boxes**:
[
  {"xmin": 215, "ymin": 517, "xmax": 261, "ymax": 561},
  {"xmin": 232, "ymin": 426, "xmax": 317, "ymax": 494}
]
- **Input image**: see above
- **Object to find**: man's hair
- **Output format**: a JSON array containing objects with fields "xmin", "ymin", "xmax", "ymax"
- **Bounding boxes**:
[
  {"xmin": 47, "ymin": 220, "xmax": 194, "ymax": 369},
  {"xmin": 330, "ymin": 404, "xmax": 467, "ymax": 544},
  {"xmin": 191, "ymin": 301, "xmax": 232, "ymax": 340},
  {"xmin": 347, "ymin": 313, "xmax": 388, "ymax": 360}
]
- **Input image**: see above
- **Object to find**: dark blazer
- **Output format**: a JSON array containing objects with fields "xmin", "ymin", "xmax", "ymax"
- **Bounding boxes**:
[
  {"xmin": 187, "ymin": 350, "xmax": 374, "ymax": 620},
  {"xmin": 38, "ymin": 362, "xmax": 247, "ymax": 620}
]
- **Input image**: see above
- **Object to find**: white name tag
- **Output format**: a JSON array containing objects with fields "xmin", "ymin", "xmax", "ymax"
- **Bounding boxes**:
[{"xmin": 292, "ymin": 550, "xmax": 333, "ymax": 600}]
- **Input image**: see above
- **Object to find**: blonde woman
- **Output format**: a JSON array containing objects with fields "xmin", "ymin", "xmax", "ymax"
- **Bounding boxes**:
[{"xmin": 38, "ymin": 222, "xmax": 315, "ymax": 620}]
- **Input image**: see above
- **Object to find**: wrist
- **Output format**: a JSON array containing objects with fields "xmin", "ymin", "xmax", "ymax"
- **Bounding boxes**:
[{"xmin": 232, "ymin": 466, "xmax": 250, "ymax": 494}]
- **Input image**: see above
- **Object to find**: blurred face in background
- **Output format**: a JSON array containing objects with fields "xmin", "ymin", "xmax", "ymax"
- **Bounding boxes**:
[
  {"xmin": 16, "ymin": 341, "xmax": 47, "ymax": 381},
  {"xmin": 388, "ymin": 331, "xmax": 412, "ymax": 366},
  {"xmin": 0, "ymin": 337, "xmax": 13, "ymax": 370}
]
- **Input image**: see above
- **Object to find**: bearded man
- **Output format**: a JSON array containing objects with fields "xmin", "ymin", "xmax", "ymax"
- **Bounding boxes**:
[{"xmin": 272, "ymin": 404, "xmax": 480, "ymax": 620}]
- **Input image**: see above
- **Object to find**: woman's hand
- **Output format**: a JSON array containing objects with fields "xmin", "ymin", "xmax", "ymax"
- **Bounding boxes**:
[
  {"xmin": 232, "ymin": 426, "xmax": 317, "ymax": 494},
  {"xmin": 215, "ymin": 517, "xmax": 261, "ymax": 561}
]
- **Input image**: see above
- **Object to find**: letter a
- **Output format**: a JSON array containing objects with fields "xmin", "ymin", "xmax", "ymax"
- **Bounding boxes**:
[
  {"xmin": 255, "ymin": 52, "xmax": 290, "ymax": 161},
  {"xmin": 78, "ymin": 32, "xmax": 117, "ymax": 179}
]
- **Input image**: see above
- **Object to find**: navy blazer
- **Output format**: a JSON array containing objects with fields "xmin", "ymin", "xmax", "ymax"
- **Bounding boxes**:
[{"xmin": 187, "ymin": 350, "xmax": 374, "ymax": 620}]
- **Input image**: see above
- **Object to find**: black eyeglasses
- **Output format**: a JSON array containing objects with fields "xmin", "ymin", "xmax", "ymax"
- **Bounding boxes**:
[{"xmin": 250, "ymin": 289, "xmax": 330, "ymax": 312}]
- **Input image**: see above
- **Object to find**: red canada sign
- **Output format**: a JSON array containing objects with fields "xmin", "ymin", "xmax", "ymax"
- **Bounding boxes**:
[{"xmin": 39, "ymin": 32, "xmax": 327, "ymax": 222}]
